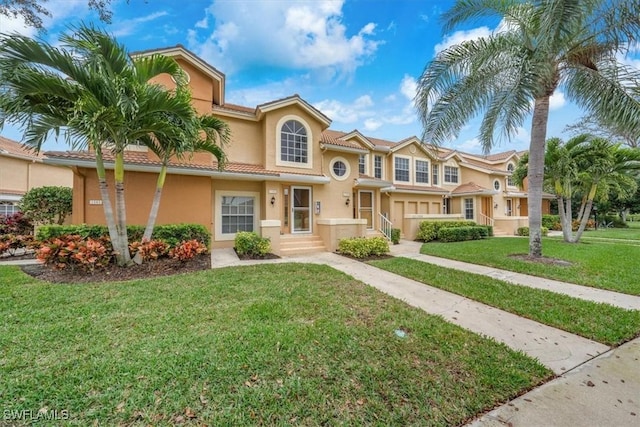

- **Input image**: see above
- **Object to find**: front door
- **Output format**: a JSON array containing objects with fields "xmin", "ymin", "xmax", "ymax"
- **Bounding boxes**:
[
  {"xmin": 506, "ymin": 199, "xmax": 513, "ymax": 216},
  {"xmin": 358, "ymin": 190, "xmax": 374, "ymax": 230},
  {"xmin": 292, "ymin": 186, "xmax": 311, "ymax": 233}
]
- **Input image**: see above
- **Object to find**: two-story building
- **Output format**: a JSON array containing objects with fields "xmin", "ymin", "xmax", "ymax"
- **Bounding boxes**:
[
  {"xmin": 0, "ymin": 136, "xmax": 73, "ymax": 217},
  {"xmin": 43, "ymin": 46, "xmax": 550, "ymax": 255}
]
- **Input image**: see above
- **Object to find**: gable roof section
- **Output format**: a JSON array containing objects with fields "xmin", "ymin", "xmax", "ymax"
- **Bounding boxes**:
[
  {"xmin": 131, "ymin": 45, "xmax": 226, "ymax": 106},
  {"xmin": 451, "ymin": 182, "xmax": 497, "ymax": 196},
  {"xmin": 0, "ymin": 136, "xmax": 42, "ymax": 161},
  {"xmin": 390, "ymin": 136, "xmax": 442, "ymax": 159},
  {"xmin": 257, "ymin": 95, "xmax": 332, "ymax": 128},
  {"xmin": 320, "ymin": 130, "xmax": 371, "ymax": 154}
]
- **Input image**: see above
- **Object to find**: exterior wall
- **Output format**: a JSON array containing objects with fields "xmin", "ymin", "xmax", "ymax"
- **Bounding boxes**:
[
  {"xmin": 217, "ymin": 115, "xmax": 264, "ymax": 165},
  {"xmin": 72, "ymin": 167, "xmax": 213, "ymax": 232},
  {"xmin": 1, "ymin": 157, "xmax": 72, "ymax": 194},
  {"xmin": 388, "ymin": 194, "xmax": 446, "ymax": 236},
  {"xmin": 317, "ymin": 219, "xmax": 367, "ymax": 252}
]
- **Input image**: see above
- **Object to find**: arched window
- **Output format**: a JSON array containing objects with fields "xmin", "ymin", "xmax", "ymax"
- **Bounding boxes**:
[
  {"xmin": 507, "ymin": 163, "xmax": 515, "ymax": 187},
  {"xmin": 280, "ymin": 120, "xmax": 308, "ymax": 164}
]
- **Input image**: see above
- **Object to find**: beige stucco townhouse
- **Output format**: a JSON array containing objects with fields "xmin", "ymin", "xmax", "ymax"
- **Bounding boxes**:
[
  {"xmin": 0, "ymin": 136, "xmax": 73, "ymax": 217},
  {"xmin": 42, "ymin": 46, "xmax": 551, "ymax": 255}
]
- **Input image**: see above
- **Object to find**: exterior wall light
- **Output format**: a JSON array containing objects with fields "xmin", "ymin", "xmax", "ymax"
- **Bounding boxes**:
[{"xmin": 270, "ymin": 196, "xmax": 276, "ymax": 206}]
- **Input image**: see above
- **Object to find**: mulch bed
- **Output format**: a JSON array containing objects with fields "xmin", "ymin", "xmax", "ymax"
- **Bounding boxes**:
[{"xmin": 19, "ymin": 254, "xmax": 211, "ymax": 284}]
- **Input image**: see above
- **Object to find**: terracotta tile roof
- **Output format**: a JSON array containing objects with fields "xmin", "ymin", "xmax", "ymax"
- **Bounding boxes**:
[
  {"xmin": 0, "ymin": 189, "xmax": 26, "ymax": 196},
  {"xmin": 321, "ymin": 130, "xmax": 368, "ymax": 150},
  {"xmin": 215, "ymin": 103, "xmax": 255, "ymax": 114},
  {"xmin": 0, "ymin": 136, "xmax": 42, "ymax": 159},
  {"xmin": 459, "ymin": 157, "xmax": 508, "ymax": 173},
  {"xmin": 451, "ymin": 182, "xmax": 493, "ymax": 194},
  {"xmin": 482, "ymin": 150, "xmax": 517, "ymax": 161},
  {"xmin": 43, "ymin": 150, "xmax": 331, "ymax": 179}
]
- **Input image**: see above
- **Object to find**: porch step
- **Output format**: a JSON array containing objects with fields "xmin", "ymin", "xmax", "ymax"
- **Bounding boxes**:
[{"xmin": 280, "ymin": 234, "xmax": 326, "ymax": 256}]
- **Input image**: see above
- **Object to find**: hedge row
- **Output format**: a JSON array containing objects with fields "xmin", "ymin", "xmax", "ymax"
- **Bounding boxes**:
[
  {"xmin": 416, "ymin": 220, "xmax": 477, "ymax": 242},
  {"xmin": 338, "ymin": 236, "xmax": 389, "ymax": 258},
  {"xmin": 437, "ymin": 226, "xmax": 491, "ymax": 243},
  {"xmin": 516, "ymin": 226, "xmax": 549, "ymax": 237},
  {"xmin": 417, "ymin": 220, "xmax": 492, "ymax": 243},
  {"xmin": 37, "ymin": 223, "xmax": 211, "ymax": 248}
]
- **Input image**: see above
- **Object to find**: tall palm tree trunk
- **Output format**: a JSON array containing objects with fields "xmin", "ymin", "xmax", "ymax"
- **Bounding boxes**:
[
  {"xmin": 133, "ymin": 164, "xmax": 167, "ymax": 264},
  {"xmin": 114, "ymin": 151, "xmax": 131, "ymax": 266},
  {"xmin": 95, "ymin": 148, "xmax": 123, "ymax": 261},
  {"xmin": 528, "ymin": 96, "xmax": 551, "ymax": 257},
  {"xmin": 573, "ymin": 184, "xmax": 598, "ymax": 242}
]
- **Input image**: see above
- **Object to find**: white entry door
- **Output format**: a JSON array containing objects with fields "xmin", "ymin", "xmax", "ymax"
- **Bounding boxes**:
[{"xmin": 292, "ymin": 186, "xmax": 311, "ymax": 233}]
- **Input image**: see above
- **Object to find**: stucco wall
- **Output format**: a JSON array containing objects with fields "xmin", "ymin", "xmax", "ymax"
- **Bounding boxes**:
[{"xmin": 0, "ymin": 156, "xmax": 72, "ymax": 195}]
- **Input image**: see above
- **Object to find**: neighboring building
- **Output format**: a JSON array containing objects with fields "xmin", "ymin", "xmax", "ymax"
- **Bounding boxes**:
[
  {"xmin": 43, "ymin": 46, "xmax": 551, "ymax": 254},
  {"xmin": 0, "ymin": 136, "xmax": 73, "ymax": 216}
]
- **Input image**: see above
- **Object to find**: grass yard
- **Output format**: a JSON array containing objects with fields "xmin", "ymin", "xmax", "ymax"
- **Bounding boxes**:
[
  {"xmin": 577, "ymin": 221, "xmax": 640, "ymax": 241},
  {"xmin": 369, "ymin": 257, "xmax": 640, "ymax": 346},
  {"xmin": 420, "ymin": 237, "xmax": 640, "ymax": 295},
  {"xmin": 0, "ymin": 264, "xmax": 551, "ymax": 426}
]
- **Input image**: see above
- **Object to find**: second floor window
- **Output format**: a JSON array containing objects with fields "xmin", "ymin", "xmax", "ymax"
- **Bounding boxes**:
[
  {"xmin": 359, "ymin": 154, "xmax": 366, "ymax": 174},
  {"xmin": 395, "ymin": 157, "xmax": 410, "ymax": 182},
  {"xmin": 432, "ymin": 164, "xmax": 439, "ymax": 185},
  {"xmin": 415, "ymin": 159, "xmax": 429, "ymax": 184},
  {"xmin": 280, "ymin": 120, "xmax": 307, "ymax": 163},
  {"xmin": 374, "ymin": 155, "xmax": 382, "ymax": 179},
  {"xmin": 507, "ymin": 163, "xmax": 515, "ymax": 186},
  {"xmin": 444, "ymin": 166, "xmax": 459, "ymax": 184}
]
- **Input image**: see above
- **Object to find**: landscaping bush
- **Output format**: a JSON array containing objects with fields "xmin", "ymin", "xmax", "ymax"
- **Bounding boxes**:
[
  {"xmin": 36, "ymin": 223, "xmax": 210, "ymax": 247},
  {"xmin": 602, "ymin": 215, "xmax": 628, "ymax": 228},
  {"xmin": 36, "ymin": 235, "xmax": 113, "ymax": 272},
  {"xmin": 234, "ymin": 231, "xmax": 271, "ymax": 257},
  {"xmin": 0, "ymin": 212, "xmax": 33, "ymax": 235},
  {"xmin": 542, "ymin": 214, "xmax": 560, "ymax": 230},
  {"xmin": 337, "ymin": 236, "xmax": 390, "ymax": 258},
  {"xmin": 516, "ymin": 226, "xmax": 549, "ymax": 236},
  {"xmin": 128, "ymin": 239, "xmax": 169, "ymax": 261},
  {"xmin": 0, "ymin": 234, "xmax": 37, "ymax": 257},
  {"xmin": 416, "ymin": 220, "xmax": 476, "ymax": 242},
  {"xmin": 437, "ymin": 226, "xmax": 489, "ymax": 243},
  {"xmin": 169, "ymin": 239, "xmax": 208, "ymax": 261},
  {"xmin": 391, "ymin": 228, "xmax": 401, "ymax": 245},
  {"xmin": 19, "ymin": 186, "xmax": 72, "ymax": 225}
]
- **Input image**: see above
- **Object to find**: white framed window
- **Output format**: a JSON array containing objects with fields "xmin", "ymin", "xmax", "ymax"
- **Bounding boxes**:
[
  {"xmin": 0, "ymin": 202, "xmax": 19, "ymax": 217},
  {"xmin": 444, "ymin": 166, "xmax": 459, "ymax": 184},
  {"xmin": 215, "ymin": 191, "xmax": 260, "ymax": 241},
  {"xmin": 394, "ymin": 156, "xmax": 410, "ymax": 183},
  {"xmin": 493, "ymin": 179, "xmax": 501, "ymax": 191},
  {"xmin": 329, "ymin": 156, "xmax": 351, "ymax": 181},
  {"xmin": 432, "ymin": 164, "xmax": 439, "ymax": 185},
  {"xmin": 374, "ymin": 155, "xmax": 383, "ymax": 179},
  {"xmin": 464, "ymin": 198, "xmax": 474, "ymax": 220},
  {"xmin": 358, "ymin": 154, "xmax": 367, "ymax": 175},
  {"xmin": 276, "ymin": 116, "xmax": 313, "ymax": 169},
  {"xmin": 415, "ymin": 159, "xmax": 429, "ymax": 184},
  {"xmin": 507, "ymin": 163, "xmax": 515, "ymax": 187}
]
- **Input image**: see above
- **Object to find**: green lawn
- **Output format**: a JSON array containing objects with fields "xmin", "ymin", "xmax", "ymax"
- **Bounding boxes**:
[
  {"xmin": 577, "ymin": 221, "xmax": 640, "ymax": 241},
  {"xmin": 419, "ymin": 238, "xmax": 640, "ymax": 295},
  {"xmin": 369, "ymin": 257, "xmax": 640, "ymax": 346},
  {"xmin": 0, "ymin": 264, "xmax": 551, "ymax": 426}
]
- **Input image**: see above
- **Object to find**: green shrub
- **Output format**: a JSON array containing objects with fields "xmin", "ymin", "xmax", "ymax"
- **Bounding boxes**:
[
  {"xmin": 36, "ymin": 223, "xmax": 210, "ymax": 247},
  {"xmin": 390, "ymin": 228, "xmax": 401, "ymax": 245},
  {"xmin": 437, "ymin": 226, "xmax": 489, "ymax": 243},
  {"xmin": 484, "ymin": 225, "xmax": 494, "ymax": 237},
  {"xmin": 234, "ymin": 231, "xmax": 271, "ymax": 257},
  {"xmin": 603, "ymin": 215, "xmax": 628, "ymax": 228},
  {"xmin": 516, "ymin": 226, "xmax": 549, "ymax": 236},
  {"xmin": 337, "ymin": 236, "xmax": 390, "ymax": 258},
  {"xmin": 19, "ymin": 186, "xmax": 72, "ymax": 225},
  {"xmin": 542, "ymin": 214, "xmax": 560, "ymax": 230},
  {"xmin": 416, "ymin": 220, "xmax": 477, "ymax": 242}
]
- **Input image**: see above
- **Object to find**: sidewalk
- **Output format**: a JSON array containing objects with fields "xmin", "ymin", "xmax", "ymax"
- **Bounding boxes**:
[{"xmin": 211, "ymin": 241, "xmax": 640, "ymax": 426}]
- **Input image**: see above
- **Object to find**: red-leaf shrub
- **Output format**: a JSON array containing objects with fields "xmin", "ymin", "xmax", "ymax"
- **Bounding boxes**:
[
  {"xmin": 168, "ymin": 239, "xmax": 208, "ymax": 262},
  {"xmin": 0, "ymin": 212, "xmax": 33, "ymax": 235},
  {"xmin": 129, "ymin": 239, "xmax": 169, "ymax": 261},
  {"xmin": 0, "ymin": 234, "xmax": 36, "ymax": 257},
  {"xmin": 37, "ymin": 235, "xmax": 113, "ymax": 271}
]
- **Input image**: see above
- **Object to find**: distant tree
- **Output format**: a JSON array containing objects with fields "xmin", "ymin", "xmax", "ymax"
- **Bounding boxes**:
[
  {"xmin": 0, "ymin": 0, "xmax": 119, "ymax": 30},
  {"xmin": 19, "ymin": 186, "xmax": 72, "ymax": 225},
  {"xmin": 565, "ymin": 113, "xmax": 640, "ymax": 148}
]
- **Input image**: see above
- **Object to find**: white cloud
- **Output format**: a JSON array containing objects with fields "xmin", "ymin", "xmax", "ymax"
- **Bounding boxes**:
[
  {"xmin": 434, "ymin": 26, "xmax": 492, "ymax": 54},
  {"xmin": 454, "ymin": 137, "xmax": 483, "ymax": 153},
  {"xmin": 188, "ymin": 0, "xmax": 380, "ymax": 77},
  {"xmin": 313, "ymin": 97, "xmax": 375, "ymax": 124},
  {"xmin": 549, "ymin": 91, "xmax": 566, "ymax": 110},
  {"xmin": 364, "ymin": 119, "xmax": 382, "ymax": 131},
  {"xmin": 400, "ymin": 75, "xmax": 417, "ymax": 101},
  {"xmin": 111, "ymin": 11, "xmax": 170, "ymax": 37}
]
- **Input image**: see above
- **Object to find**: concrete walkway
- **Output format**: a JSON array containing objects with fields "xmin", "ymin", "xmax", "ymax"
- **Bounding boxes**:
[{"xmin": 211, "ymin": 241, "xmax": 640, "ymax": 426}]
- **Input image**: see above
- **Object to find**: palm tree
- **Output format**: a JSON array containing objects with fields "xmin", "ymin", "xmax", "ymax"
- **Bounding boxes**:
[
  {"xmin": 134, "ymin": 95, "xmax": 229, "ymax": 263},
  {"xmin": 416, "ymin": 0, "xmax": 640, "ymax": 257},
  {"xmin": 0, "ymin": 25, "xmax": 190, "ymax": 265}
]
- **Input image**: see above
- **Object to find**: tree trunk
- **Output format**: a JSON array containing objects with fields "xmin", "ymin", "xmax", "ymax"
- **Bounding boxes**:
[
  {"xmin": 527, "ymin": 96, "xmax": 551, "ymax": 257},
  {"xmin": 573, "ymin": 184, "xmax": 598, "ymax": 243},
  {"xmin": 95, "ymin": 148, "xmax": 123, "ymax": 261},
  {"xmin": 114, "ymin": 151, "xmax": 131, "ymax": 266},
  {"xmin": 133, "ymin": 164, "xmax": 167, "ymax": 264},
  {"xmin": 556, "ymin": 195, "xmax": 572, "ymax": 242}
]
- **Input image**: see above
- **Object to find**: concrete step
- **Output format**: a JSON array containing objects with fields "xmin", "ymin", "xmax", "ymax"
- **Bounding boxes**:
[{"xmin": 280, "ymin": 234, "xmax": 326, "ymax": 255}]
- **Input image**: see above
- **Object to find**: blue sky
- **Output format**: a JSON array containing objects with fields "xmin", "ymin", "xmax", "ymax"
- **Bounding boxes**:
[{"xmin": 1, "ymin": 0, "xmax": 631, "ymax": 154}]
